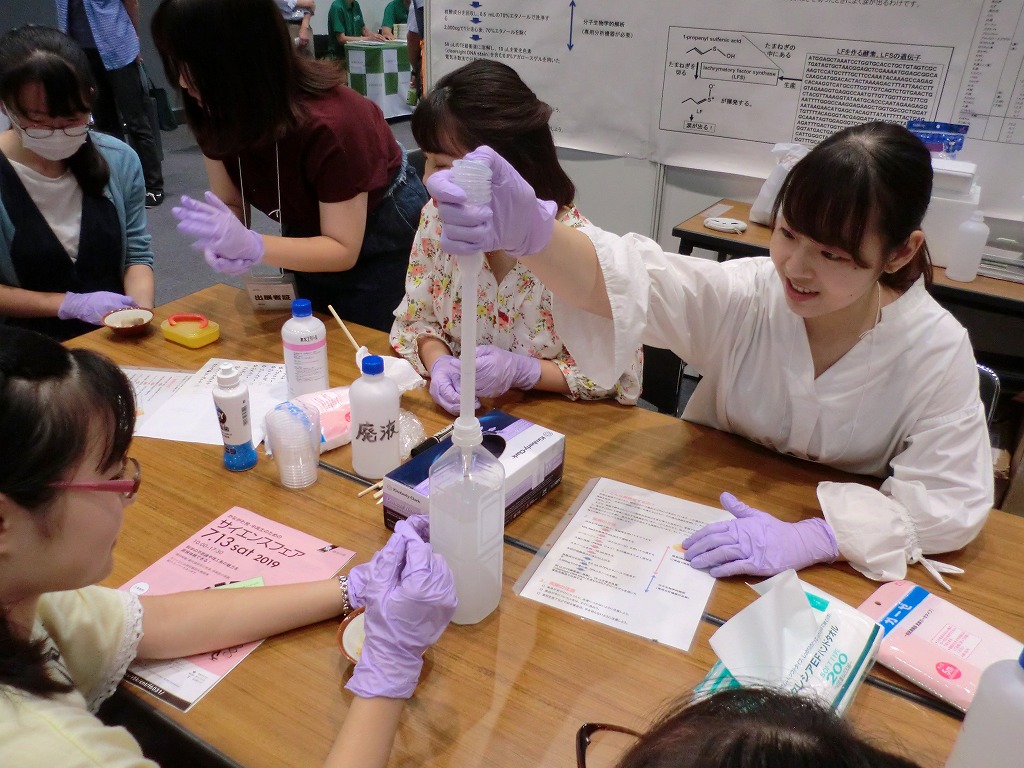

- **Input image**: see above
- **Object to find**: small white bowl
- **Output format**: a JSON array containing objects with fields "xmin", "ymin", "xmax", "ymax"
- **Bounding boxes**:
[
  {"xmin": 103, "ymin": 307, "xmax": 154, "ymax": 337},
  {"xmin": 337, "ymin": 607, "xmax": 365, "ymax": 664}
]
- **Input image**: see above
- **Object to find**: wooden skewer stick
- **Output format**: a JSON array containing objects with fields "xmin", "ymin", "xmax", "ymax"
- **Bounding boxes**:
[
  {"xmin": 373, "ymin": 489, "xmax": 384, "ymax": 500},
  {"xmin": 327, "ymin": 304, "xmax": 361, "ymax": 352},
  {"xmin": 357, "ymin": 480, "xmax": 383, "ymax": 497}
]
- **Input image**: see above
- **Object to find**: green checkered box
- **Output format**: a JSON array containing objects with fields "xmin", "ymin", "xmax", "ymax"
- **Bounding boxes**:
[{"xmin": 346, "ymin": 42, "xmax": 412, "ymax": 117}]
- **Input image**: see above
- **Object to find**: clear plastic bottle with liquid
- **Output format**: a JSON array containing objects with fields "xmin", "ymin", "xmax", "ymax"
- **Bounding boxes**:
[
  {"xmin": 945, "ymin": 649, "xmax": 1024, "ymax": 768},
  {"xmin": 428, "ymin": 420, "xmax": 505, "ymax": 625}
]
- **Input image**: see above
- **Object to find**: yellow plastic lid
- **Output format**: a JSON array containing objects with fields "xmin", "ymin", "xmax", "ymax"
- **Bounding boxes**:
[{"xmin": 160, "ymin": 313, "xmax": 220, "ymax": 348}]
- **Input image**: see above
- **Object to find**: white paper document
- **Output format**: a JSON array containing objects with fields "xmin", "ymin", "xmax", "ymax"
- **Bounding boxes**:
[
  {"xmin": 124, "ymin": 359, "xmax": 288, "ymax": 445},
  {"xmin": 517, "ymin": 478, "xmax": 731, "ymax": 652}
]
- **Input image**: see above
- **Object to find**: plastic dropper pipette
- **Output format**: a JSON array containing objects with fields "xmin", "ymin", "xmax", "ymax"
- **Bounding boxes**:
[
  {"xmin": 427, "ymin": 158, "xmax": 506, "ymax": 625},
  {"xmin": 450, "ymin": 158, "xmax": 493, "ymax": 461}
]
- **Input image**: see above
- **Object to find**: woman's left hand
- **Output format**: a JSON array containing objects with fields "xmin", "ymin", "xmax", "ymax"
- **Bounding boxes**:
[
  {"xmin": 173, "ymin": 192, "xmax": 265, "ymax": 274},
  {"xmin": 682, "ymin": 492, "xmax": 839, "ymax": 577},
  {"xmin": 474, "ymin": 345, "xmax": 542, "ymax": 397}
]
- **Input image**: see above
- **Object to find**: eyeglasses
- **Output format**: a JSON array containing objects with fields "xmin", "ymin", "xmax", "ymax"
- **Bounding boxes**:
[
  {"xmin": 6, "ymin": 108, "xmax": 94, "ymax": 139},
  {"xmin": 576, "ymin": 722, "xmax": 641, "ymax": 768},
  {"xmin": 54, "ymin": 457, "xmax": 142, "ymax": 500}
]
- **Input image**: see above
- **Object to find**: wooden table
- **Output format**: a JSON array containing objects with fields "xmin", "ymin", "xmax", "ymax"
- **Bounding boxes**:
[
  {"xmin": 670, "ymin": 199, "xmax": 772, "ymax": 261},
  {"xmin": 70, "ymin": 284, "xmax": 1024, "ymax": 767}
]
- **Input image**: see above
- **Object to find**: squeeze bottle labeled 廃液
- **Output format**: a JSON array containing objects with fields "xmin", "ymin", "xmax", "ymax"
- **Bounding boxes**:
[
  {"xmin": 212, "ymin": 362, "xmax": 258, "ymax": 471},
  {"xmin": 349, "ymin": 355, "xmax": 401, "ymax": 479},
  {"xmin": 282, "ymin": 298, "xmax": 329, "ymax": 398}
]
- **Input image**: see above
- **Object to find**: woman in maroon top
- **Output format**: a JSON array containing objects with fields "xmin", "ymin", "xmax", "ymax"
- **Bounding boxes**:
[{"xmin": 154, "ymin": 0, "xmax": 427, "ymax": 331}]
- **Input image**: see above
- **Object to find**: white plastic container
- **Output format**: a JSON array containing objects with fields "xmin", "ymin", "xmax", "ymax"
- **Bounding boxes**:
[
  {"xmin": 212, "ymin": 362, "xmax": 258, "ymax": 471},
  {"xmin": 428, "ymin": 422, "xmax": 505, "ymax": 625},
  {"xmin": 921, "ymin": 184, "xmax": 981, "ymax": 267},
  {"xmin": 945, "ymin": 649, "xmax": 1024, "ymax": 768},
  {"xmin": 945, "ymin": 210, "xmax": 989, "ymax": 282},
  {"xmin": 349, "ymin": 355, "xmax": 401, "ymax": 479},
  {"xmin": 282, "ymin": 298, "xmax": 329, "ymax": 398}
]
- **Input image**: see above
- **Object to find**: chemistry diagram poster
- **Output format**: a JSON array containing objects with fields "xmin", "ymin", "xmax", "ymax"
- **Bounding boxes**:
[
  {"xmin": 120, "ymin": 507, "xmax": 354, "ymax": 711},
  {"xmin": 430, "ymin": 0, "xmax": 1024, "ymax": 214},
  {"xmin": 516, "ymin": 478, "xmax": 730, "ymax": 652}
]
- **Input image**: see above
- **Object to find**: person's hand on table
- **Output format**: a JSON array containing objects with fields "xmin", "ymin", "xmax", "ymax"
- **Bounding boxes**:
[
  {"xmin": 57, "ymin": 291, "xmax": 137, "ymax": 324},
  {"xmin": 428, "ymin": 354, "xmax": 478, "ymax": 415},
  {"xmin": 682, "ymin": 492, "xmax": 839, "ymax": 578},
  {"xmin": 173, "ymin": 192, "xmax": 265, "ymax": 275},
  {"xmin": 473, "ymin": 345, "xmax": 541, "ymax": 397},
  {"xmin": 425, "ymin": 145, "xmax": 558, "ymax": 258},
  {"xmin": 345, "ymin": 515, "xmax": 456, "ymax": 699}
]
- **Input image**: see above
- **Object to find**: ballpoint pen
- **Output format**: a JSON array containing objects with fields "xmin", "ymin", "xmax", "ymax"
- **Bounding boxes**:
[{"xmin": 410, "ymin": 422, "xmax": 456, "ymax": 456}]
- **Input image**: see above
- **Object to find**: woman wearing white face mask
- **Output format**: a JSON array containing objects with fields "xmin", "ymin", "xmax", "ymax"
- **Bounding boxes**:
[{"xmin": 0, "ymin": 25, "xmax": 154, "ymax": 341}]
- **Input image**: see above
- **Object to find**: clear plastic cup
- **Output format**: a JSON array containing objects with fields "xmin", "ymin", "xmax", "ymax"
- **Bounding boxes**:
[{"xmin": 265, "ymin": 402, "xmax": 320, "ymax": 488}]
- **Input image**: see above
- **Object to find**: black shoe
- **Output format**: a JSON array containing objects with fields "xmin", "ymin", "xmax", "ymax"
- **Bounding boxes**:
[{"xmin": 145, "ymin": 191, "xmax": 164, "ymax": 209}]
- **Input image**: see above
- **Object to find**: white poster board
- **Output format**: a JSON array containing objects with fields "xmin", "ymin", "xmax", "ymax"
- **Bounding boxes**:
[{"xmin": 428, "ymin": 0, "xmax": 1024, "ymax": 218}]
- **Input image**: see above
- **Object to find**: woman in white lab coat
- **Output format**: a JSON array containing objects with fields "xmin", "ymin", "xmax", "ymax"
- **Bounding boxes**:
[{"xmin": 424, "ymin": 122, "xmax": 993, "ymax": 590}]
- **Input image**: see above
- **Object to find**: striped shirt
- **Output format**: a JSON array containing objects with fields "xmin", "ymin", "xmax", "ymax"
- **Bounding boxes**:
[{"xmin": 57, "ymin": 0, "xmax": 140, "ymax": 71}]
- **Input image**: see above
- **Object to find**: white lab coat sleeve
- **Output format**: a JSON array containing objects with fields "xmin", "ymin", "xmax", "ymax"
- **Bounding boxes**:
[
  {"xmin": 817, "ymin": 342, "xmax": 993, "ymax": 586},
  {"xmin": 551, "ymin": 224, "xmax": 749, "ymax": 389},
  {"xmin": 549, "ymin": 225, "xmax": 653, "ymax": 389}
]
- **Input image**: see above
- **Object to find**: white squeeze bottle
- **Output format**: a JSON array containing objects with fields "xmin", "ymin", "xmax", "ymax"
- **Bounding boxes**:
[
  {"xmin": 429, "ymin": 158, "xmax": 505, "ymax": 625},
  {"xmin": 945, "ymin": 210, "xmax": 989, "ymax": 282},
  {"xmin": 282, "ymin": 298, "xmax": 329, "ymax": 398},
  {"xmin": 349, "ymin": 354, "xmax": 401, "ymax": 479},
  {"xmin": 945, "ymin": 649, "xmax": 1024, "ymax": 768},
  {"xmin": 212, "ymin": 362, "xmax": 258, "ymax": 471}
]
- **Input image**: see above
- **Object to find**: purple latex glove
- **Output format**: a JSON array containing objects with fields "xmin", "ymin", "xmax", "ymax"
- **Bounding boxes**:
[
  {"xmin": 682, "ymin": 492, "xmax": 839, "ymax": 578},
  {"xmin": 57, "ymin": 291, "xmax": 137, "ymax": 325},
  {"xmin": 428, "ymin": 354, "xmax": 478, "ymax": 415},
  {"xmin": 347, "ymin": 515, "xmax": 431, "ymax": 609},
  {"xmin": 425, "ymin": 145, "xmax": 558, "ymax": 258},
  {"xmin": 474, "ymin": 344, "xmax": 542, "ymax": 397},
  {"xmin": 345, "ymin": 527, "xmax": 456, "ymax": 699},
  {"xmin": 172, "ymin": 192, "xmax": 265, "ymax": 275}
]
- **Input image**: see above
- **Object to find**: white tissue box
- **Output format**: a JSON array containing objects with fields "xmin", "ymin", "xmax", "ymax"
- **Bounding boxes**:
[
  {"xmin": 922, "ymin": 184, "xmax": 981, "ymax": 268},
  {"xmin": 381, "ymin": 409, "xmax": 565, "ymax": 530},
  {"xmin": 932, "ymin": 158, "xmax": 977, "ymax": 195}
]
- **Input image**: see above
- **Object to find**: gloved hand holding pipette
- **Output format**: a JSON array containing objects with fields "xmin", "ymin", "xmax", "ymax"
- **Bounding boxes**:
[
  {"xmin": 425, "ymin": 146, "xmax": 558, "ymax": 258},
  {"xmin": 345, "ymin": 516, "xmax": 457, "ymax": 699}
]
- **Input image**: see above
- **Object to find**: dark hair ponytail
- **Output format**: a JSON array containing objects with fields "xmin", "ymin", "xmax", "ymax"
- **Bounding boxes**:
[{"xmin": 0, "ymin": 25, "xmax": 110, "ymax": 197}]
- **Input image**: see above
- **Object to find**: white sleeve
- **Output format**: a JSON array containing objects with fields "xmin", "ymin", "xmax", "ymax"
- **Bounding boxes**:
[
  {"xmin": 818, "ymin": 348, "xmax": 993, "ymax": 589},
  {"xmin": 551, "ymin": 224, "xmax": 761, "ymax": 389}
]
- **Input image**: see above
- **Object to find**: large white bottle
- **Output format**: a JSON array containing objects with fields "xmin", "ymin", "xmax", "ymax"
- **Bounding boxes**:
[
  {"xmin": 212, "ymin": 362, "xmax": 258, "ymax": 471},
  {"xmin": 945, "ymin": 210, "xmax": 989, "ymax": 282},
  {"xmin": 349, "ymin": 355, "xmax": 401, "ymax": 479},
  {"xmin": 282, "ymin": 298, "xmax": 329, "ymax": 398},
  {"xmin": 946, "ymin": 649, "xmax": 1024, "ymax": 768},
  {"xmin": 428, "ymin": 420, "xmax": 505, "ymax": 625}
]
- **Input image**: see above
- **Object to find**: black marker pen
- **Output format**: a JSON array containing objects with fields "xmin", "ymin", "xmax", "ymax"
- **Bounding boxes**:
[{"xmin": 410, "ymin": 423, "xmax": 456, "ymax": 456}]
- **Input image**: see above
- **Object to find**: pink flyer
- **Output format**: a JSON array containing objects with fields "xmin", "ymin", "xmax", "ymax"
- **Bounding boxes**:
[{"xmin": 120, "ymin": 507, "xmax": 355, "ymax": 711}]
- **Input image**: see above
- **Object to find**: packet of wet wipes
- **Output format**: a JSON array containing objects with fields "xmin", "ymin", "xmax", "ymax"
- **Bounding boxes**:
[{"xmin": 695, "ymin": 570, "xmax": 882, "ymax": 715}]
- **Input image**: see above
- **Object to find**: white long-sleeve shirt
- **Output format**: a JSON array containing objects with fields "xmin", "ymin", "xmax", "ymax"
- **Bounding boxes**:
[{"xmin": 553, "ymin": 226, "xmax": 993, "ymax": 587}]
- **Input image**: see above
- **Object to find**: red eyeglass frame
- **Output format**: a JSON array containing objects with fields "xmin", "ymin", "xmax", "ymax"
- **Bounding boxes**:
[{"xmin": 53, "ymin": 456, "xmax": 142, "ymax": 499}]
